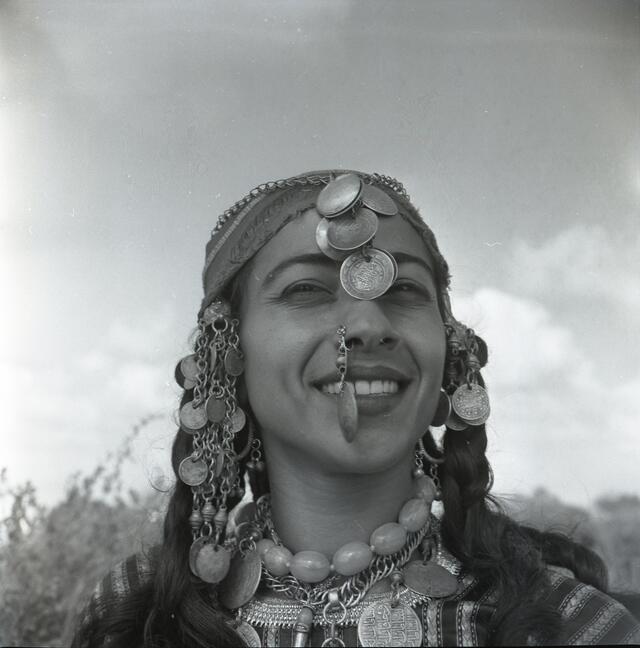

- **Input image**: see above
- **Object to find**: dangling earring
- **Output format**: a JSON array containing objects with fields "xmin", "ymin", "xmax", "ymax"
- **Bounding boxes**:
[
  {"xmin": 413, "ymin": 438, "xmax": 443, "ymax": 502},
  {"xmin": 442, "ymin": 310, "xmax": 491, "ymax": 431},
  {"xmin": 336, "ymin": 325, "xmax": 358, "ymax": 442},
  {"xmin": 174, "ymin": 299, "xmax": 249, "ymax": 584}
]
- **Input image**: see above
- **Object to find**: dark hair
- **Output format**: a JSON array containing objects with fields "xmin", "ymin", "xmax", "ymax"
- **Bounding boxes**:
[{"xmin": 74, "ymin": 228, "xmax": 609, "ymax": 648}]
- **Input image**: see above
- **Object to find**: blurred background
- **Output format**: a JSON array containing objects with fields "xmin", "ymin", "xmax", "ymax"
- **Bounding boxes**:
[{"xmin": 1, "ymin": 1, "xmax": 639, "ymax": 644}]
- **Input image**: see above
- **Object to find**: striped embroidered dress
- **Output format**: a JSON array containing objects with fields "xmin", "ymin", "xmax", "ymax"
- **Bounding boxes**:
[{"xmin": 73, "ymin": 550, "xmax": 640, "ymax": 647}]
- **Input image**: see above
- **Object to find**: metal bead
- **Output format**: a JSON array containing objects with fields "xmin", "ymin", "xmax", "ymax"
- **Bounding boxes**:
[
  {"xmin": 189, "ymin": 509, "xmax": 203, "ymax": 530},
  {"xmin": 412, "ymin": 467, "xmax": 425, "ymax": 479},
  {"xmin": 390, "ymin": 570, "xmax": 403, "ymax": 585},
  {"xmin": 202, "ymin": 501, "xmax": 216, "ymax": 522},
  {"xmin": 214, "ymin": 506, "xmax": 228, "ymax": 531}
]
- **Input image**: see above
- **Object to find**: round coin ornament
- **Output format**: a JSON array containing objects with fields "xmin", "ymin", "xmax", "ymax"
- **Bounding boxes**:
[
  {"xmin": 224, "ymin": 348, "xmax": 244, "ymax": 376},
  {"xmin": 179, "ymin": 401, "xmax": 208, "ymax": 432},
  {"xmin": 189, "ymin": 537, "xmax": 231, "ymax": 583},
  {"xmin": 230, "ymin": 407, "xmax": 246, "ymax": 433},
  {"xmin": 326, "ymin": 208, "xmax": 378, "ymax": 251},
  {"xmin": 361, "ymin": 183, "xmax": 399, "ymax": 217},
  {"xmin": 340, "ymin": 248, "xmax": 396, "ymax": 300},
  {"xmin": 402, "ymin": 560, "xmax": 459, "ymax": 598},
  {"xmin": 357, "ymin": 601, "xmax": 422, "ymax": 648},
  {"xmin": 316, "ymin": 173, "xmax": 363, "ymax": 217},
  {"xmin": 316, "ymin": 218, "xmax": 349, "ymax": 261},
  {"xmin": 178, "ymin": 456, "xmax": 208, "ymax": 487},
  {"xmin": 219, "ymin": 549, "xmax": 262, "ymax": 609},
  {"xmin": 206, "ymin": 395, "xmax": 227, "ymax": 423},
  {"xmin": 451, "ymin": 383, "xmax": 490, "ymax": 424}
]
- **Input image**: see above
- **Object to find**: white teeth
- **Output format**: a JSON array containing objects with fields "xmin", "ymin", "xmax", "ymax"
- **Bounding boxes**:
[{"xmin": 320, "ymin": 380, "xmax": 400, "ymax": 395}]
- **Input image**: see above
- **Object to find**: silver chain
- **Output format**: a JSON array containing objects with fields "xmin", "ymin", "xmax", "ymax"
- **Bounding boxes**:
[{"xmin": 212, "ymin": 172, "xmax": 409, "ymax": 235}]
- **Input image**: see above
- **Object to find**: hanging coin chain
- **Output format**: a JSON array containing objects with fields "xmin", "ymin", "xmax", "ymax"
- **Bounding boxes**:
[{"xmin": 175, "ymin": 300, "xmax": 249, "ymax": 584}]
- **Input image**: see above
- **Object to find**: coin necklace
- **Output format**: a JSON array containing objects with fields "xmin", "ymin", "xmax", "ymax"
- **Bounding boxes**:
[{"xmin": 315, "ymin": 173, "xmax": 399, "ymax": 300}]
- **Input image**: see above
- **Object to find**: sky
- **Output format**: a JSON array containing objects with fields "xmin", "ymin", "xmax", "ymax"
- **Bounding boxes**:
[{"xmin": 1, "ymin": 0, "xmax": 639, "ymax": 508}]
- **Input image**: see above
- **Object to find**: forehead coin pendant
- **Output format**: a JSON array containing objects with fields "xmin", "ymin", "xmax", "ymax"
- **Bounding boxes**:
[
  {"xmin": 315, "ymin": 173, "xmax": 399, "ymax": 300},
  {"xmin": 336, "ymin": 325, "xmax": 358, "ymax": 443}
]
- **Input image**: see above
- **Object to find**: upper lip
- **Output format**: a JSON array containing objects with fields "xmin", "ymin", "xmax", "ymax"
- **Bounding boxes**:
[{"xmin": 312, "ymin": 364, "xmax": 412, "ymax": 386}]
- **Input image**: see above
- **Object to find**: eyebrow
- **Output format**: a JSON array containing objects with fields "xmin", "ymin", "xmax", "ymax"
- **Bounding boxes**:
[
  {"xmin": 262, "ymin": 253, "xmax": 338, "ymax": 289},
  {"xmin": 392, "ymin": 252, "xmax": 436, "ymax": 280},
  {"xmin": 261, "ymin": 250, "xmax": 436, "ymax": 289}
]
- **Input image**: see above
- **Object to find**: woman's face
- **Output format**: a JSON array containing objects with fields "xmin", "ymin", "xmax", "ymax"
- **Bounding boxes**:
[{"xmin": 238, "ymin": 208, "xmax": 446, "ymax": 474}]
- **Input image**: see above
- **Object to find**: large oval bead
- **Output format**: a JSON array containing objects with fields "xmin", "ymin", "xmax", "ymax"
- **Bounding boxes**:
[
  {"xmin": 399, "ymin": 498, "xmax": 430, "ymax": 532},
  {"xmin": 262, "ymin": 545, "xmax": 292, "ymax": 576},
  {"xmin": 256, "ymin": 538, "xmax": 275, "ymax": 558},
  {"xmin": 289, "ymin": 550, "xmax": 331, "ymax": 583},
  {"xmin": 332, "ymin": 541, "xmax": 373, "ymax": 576},
  {"xmin": 414, "ymin": 475, "xmax": 437, "ymax": 504},
  {"xmin": 370, "ymin": 522, "xmax": 407, "ymax": 555}
]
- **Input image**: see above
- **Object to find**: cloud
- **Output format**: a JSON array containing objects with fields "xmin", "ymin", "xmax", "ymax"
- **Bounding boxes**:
[
  {"xmin": 2, "ymin": 304, "xmax": 183, "ymax": 505},
  {"xmin": 450, "ymin": 287, "xmax": 640, "ymax": 506},
  {"xmin": 508, "ymin": 223, "xmax": 640, "ymax": 318}
]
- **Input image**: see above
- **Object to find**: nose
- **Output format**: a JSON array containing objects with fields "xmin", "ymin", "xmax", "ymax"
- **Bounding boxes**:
[{"xmin": 342, "ymin": 300, "xmax": 400, "ymax": 353}]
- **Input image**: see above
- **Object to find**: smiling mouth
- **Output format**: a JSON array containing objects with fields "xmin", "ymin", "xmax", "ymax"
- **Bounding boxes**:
[{"xmin": 318, "ymin": 380, "xmax": 402, "ymax": 396}]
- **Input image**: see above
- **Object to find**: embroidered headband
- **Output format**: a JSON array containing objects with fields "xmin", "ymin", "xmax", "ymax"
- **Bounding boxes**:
[{"xmin": 200, "ymin": 170, "xmax": 452, "ymax": 317}]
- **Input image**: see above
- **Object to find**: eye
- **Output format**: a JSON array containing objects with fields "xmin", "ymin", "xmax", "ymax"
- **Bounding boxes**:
[
  {"xmin": 280, "ymin": 281, "xmax": 334, "ymax": 303},
  {"xmin": 386, "ymin": 280, "xmax": 433, "ymax": 302}
]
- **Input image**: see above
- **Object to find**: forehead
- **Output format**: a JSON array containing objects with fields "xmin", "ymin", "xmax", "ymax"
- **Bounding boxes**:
[{"xmin": 250, "ymin": 208, "xmax": 434, "ymax": 279}]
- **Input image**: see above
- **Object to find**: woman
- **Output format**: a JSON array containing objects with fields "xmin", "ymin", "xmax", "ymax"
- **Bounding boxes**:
[{"xmin": 73, "ymin": 170, "xmax": 640, "ymax": 647}]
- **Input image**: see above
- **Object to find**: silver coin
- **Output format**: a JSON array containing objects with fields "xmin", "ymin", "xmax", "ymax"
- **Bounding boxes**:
[
  {"xmin": 357, "ymin": 601, "xmax": 422, "ymax": 647},
  {"xmin": 178, "ymin": 456, "xmax": 208, "ymax": 486},
  {"xmin": 326, "ymin": 208, "xmax": 378, "ymax": 251},
  {"xmin": 206, "ymin": 395, "xmax": 227, "ymax": 423},
  {"xmin": 316, "ymin": 173, "xmax": 363, "ymax": 217},
  {"xmin": 451, "ymin": 383, "xmax": 490, "ymax": 423},
  {"xmin": 340, "ymin": 248, "xmax": 395, "ymax": 300},
  {"xmin": 219, "ymin": 549, "xmax": 262, "ymax": 609},
  {"xmin": 361, "ymin": 184, "xmax": 398, "ymax": 216},
  {"xmin": 231, "ymin": 407, "xmax": 246, "ymax": 432},
  {"xmin": 179, "ymin": 401, "xmax": 208, "ymax": 431},
  {"xmin": 189, "ymin": 537, "xmax": 231, "ymax": 583},
  {"xmin": 402, "ymin": 560, "xmax": 459, "ymax": 598},
  {"xmin": 445, "ymin": 412, "xmax": 468, "ymax": 431},
  {"xmin": 338, "ymin": 382, "xmax": 358, "ymax": 443},
  {"xmin": 224, "ymin": 348, "xmax": 244, "ymax": 376},
  {"xmin": 180, "ymin": 354, "xmax": 200, "ymax": 381},
  {"xmin": 378, "ymin": 247, "xmax": 398, "ymax": 282},
  {"xmin": 316, "ymin": 218, "xmax": 349, "ymax": 261}
]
